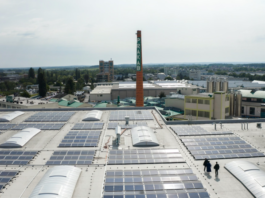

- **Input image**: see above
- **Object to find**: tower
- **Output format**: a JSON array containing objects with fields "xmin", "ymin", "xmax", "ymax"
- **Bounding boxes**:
[{"xmin": 136, "ymin": 30, "xmax": 144, "ymax": 107}]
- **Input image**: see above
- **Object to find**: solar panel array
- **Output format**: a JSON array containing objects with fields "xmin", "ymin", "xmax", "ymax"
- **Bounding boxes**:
[
  {"xmin": 0, "ymin": 170, "xmax": 19, "ymax": 190},
  {"xmin": 72, "ymin": 123, "xmax": 104, "ymax": 130},
  {"xmin": 103, "ymin": 169, "xmax": 210, "ymax": 198},
  {"xmin": 46, "ymin": 150, "xmax": 96, "ymax": 165},
  {"xmin": 181, "ymin": 137, "xmax": 265, "ymax": 160},
  {"xmin": 11, "ymin": 123, "xmax": 65, "ymax": 130},
  {"xmin": 108, "ymin": 122, "xmax": 147, "ymax": 129},
  {"xmin": 25, "ymin": 112, "xmax": 75, "ymax": 122},
  {"xmin": 108, "ymin": 149, "xmax": 185, "ymax": 165},
  {"xmin": 0, "ymin": 150, "xmax": 38, "ymax": 165},
  {"xmin": 171, "ymin": 126, "xmax": 233, "ymax": 136},
  {"xmin": 109, "ymin": 111, "xmax": 153, "ymax": 121},
  {"xmin": 0, "ymin": 124, "xmax": 16, "ymax": 130},
  {"xmin": 59, "ymin": 131, "xmax": 101, "ymax": 147}
]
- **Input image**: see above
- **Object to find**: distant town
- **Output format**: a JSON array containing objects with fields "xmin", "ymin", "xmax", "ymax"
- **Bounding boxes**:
[{"xmin": 0, "ymin": 62, "xmax": 265, "ymax": 121}]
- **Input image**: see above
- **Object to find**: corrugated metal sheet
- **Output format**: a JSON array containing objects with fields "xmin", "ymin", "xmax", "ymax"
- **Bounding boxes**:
[
  {"xmin": 131, "ymin": 126, "xmax": 159, "ymax": 146},
  {"xmin": 225, "ymin": 161, "xmax": 265, "ymax": 198},
  {"xmin": 83, "ymin": 110, "xmax": 103, "ymax": 121},
  {"xmin": 0, "ymin": 128, "xmax": 41, "ymax": 148},
  {"xmin": 29, "ymin": 166, "xmax": 81, "ymax": 198},
  {"xmin": 0, "ymin": 111, "xmax": 24, "ymax": 122}
]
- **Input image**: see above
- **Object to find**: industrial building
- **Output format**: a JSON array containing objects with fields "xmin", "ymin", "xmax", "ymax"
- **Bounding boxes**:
[
  {"xmin": 0, "ymin": 108, "xmax": 263, "ymax": 198},
  {"xmin": 97, "ymin": 60, "xmax": 114, "ymax": 82},
  {"xmin": 90, "ymin": 81, "xmax": 201, "ymax": 102},
  {"xmin": 165, "ymin": 92, "xmax": 230, "ymax": 120}
]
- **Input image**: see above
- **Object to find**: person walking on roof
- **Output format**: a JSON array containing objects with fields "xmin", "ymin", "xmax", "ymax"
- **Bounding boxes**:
[
  {"xmin": 206, "ymin": 160, "xmax": 211, "ymax": 174},
  {"xmin": 203, "ymin": 158, "xmax": 209, "ymax": 172},
  {"xmin": 214, "ymin": 162, "xmax": 220, "ymax": 177}
]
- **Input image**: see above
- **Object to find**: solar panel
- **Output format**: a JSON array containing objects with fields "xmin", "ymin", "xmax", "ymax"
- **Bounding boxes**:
[
  {"xmin": 46, "ymin": 150, "xmax": 96, "ymax": 165},
  {"xmin": 171, "ymin": 126, "xmax": 233, "ymax": 136},
  {"xmin": 0, "ymin": 124, "xmax": 16, "ymax": 130},
  {"xmin": 72, "ymin": 123, "xmax": 104, "ymax": 130},
  {"xmin": 180, "ymin": 136, "xmax": 265, "ymax": 160},
  {"xmin": 107, "ymin": 149, "xmax": 185, "ymax": 165},
  {"xmin": 0, "ymin": 170, "xmax": 19, "ymax": 190},
  {"xmin": 59, "ymin": 130, "xmax": 101, "ymax": 147},
  {"xmin": 103, "ymin": 168, "xmax": 210, "ymax": 198},
  {"xmin": 0, "ymin": 150, "xmax": 38, "ymax": 165},
  {"xmin": 25, "ymin": 112, "xmax": 75, "ymax": 122},
  {"xmin": 109, "ymin": 111, "xmax": 153, "ymax": 121},
  {"xmin": 108, "ymin": 122, "xmax": 148, "ymax": 129},
  {"xmin": 10, "ymin": 123, "xmax": 65, "ymax": 130}
]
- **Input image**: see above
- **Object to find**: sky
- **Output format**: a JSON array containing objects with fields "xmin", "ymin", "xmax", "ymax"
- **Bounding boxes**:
[{"xmin": 0, "ymin": 0, "xmax": 265, "ymax": 68}]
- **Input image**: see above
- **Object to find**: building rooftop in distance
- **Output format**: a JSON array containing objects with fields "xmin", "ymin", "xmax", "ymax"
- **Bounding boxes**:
[{"xmin": 0, "ymin": 108, "xmax": 264, "ymax": 198}]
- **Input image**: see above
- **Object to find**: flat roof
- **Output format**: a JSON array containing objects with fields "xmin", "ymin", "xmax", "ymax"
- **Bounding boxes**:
[{"xmin": 0, "ymin": 109, "xmax": 264, "ymax": 198}]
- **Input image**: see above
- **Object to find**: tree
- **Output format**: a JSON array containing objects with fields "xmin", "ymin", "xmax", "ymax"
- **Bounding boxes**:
[
  {"xmin": 84, "ymin": 71, "xmax": 89, "ymax": 83},
  {"xmin": 38, "ymin": 72, "xmax": 47, "ymax": 97},
  {"xmin": 164, "ymin": 76, "xmax": 173, "ymax": 80},
  {"xmin": 20, "ymin": 91, "xmax": 31, "ymax": 98},
  {"xmin": 28, "ymin": 68, "xmax": 35, "ymax": 79},
  {"xmin": 64, "ymin": 78, "xmax": 75, "ymax": 94},
  {"xmin": 159, "ymin": 92, "xmax": 166, "ymax": 98},
  {"xmin": 36, "ymin": 68, "xmax": 43, "ymax": 84},
  {"xmin": 76, "ymin": 78, "xmax": 85, "ymax": 90}
]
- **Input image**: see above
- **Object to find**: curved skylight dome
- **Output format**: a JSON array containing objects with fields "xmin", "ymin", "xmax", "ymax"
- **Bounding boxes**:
[
  {"xmin": 225, "ymin": 161, "xmax": 265, "ymax": 198},
  {"xmin": 29, "ymin": 166, "xmax": 81, "ymax": 198},
  {"xmin": 83, "ymin": 110, "xmax": 103, "ymax": 121},
  {"xmin": 0, "ymin": 128, "xmax": 41, "ymax": 148},
  {"xmin": 0, "ymin": 111, "xmax": 24, "ymax": 122},
  {"xmin": 131, "ymin": 126, "xmax": 159, "ymax": 146}
]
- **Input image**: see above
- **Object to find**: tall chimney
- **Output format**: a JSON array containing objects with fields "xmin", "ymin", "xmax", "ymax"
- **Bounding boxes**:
[{"xmin": 136, "ymin": 30, "xmax": 144, "ymax": 106}]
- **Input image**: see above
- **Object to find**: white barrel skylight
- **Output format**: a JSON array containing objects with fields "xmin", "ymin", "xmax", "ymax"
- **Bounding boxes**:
[
  {"xmin": 0, "ymin": 111, "xmax": 24, "ymax": 122},
  {"xmin": 225, "ymin": 160, "xmax": 265, "ymax": 198},
  {"xmin": 82, "ymin": 110, "xmax": 103, "ymax": 121},
  {"xmin": 0, "ymin": 128, "xmax": 41, "ymax": 148},
  {"xmin": 29, "ymin": 166, "xmax": 81, "ymax": 198},
  {"xmin": 131, "ymin": 126, "xmax": 159, "ymax": 146}
]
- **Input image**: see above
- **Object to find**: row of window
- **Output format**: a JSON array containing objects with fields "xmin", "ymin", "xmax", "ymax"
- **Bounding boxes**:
[
  {"xmin": 185, "ymin": 98, "xmax": 210, "ymax": 105},
  {"xmin": 241, "ymin": 107, "xmax": 255, "ymax": 115},
  {"xmin": 186, "ymin": 110, "xmax": 210, "ymax": 118}
]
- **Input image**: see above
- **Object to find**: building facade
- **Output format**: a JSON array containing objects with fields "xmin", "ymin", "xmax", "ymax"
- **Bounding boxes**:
[
  {"xmin": 96, "ymin": 60, "xmax": 114, "ymax": 82},
  {"xmin": 240, "ymin": 90, "xmax": 265, "ymax": 118}
]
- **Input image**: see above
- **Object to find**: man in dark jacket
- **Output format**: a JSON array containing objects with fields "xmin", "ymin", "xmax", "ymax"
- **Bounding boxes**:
[
  {"xmin": 214, "ymin": 162, "xmax": 220, "ymax": 177},
  {"xmin": 203, "ymin": 158, "xmax": 209, "ymax": 172}
]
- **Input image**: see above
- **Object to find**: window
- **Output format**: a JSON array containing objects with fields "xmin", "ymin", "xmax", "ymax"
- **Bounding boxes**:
[
  {"xmin": 192, "ymin": 99, "xmax": 197, "ymax": 103},
  {"xmin": 250, "ymin": 107, "xmax": 255, "ymax": 115},
  {"xmin": 204, "ymin": 112, "xmax": 210, "ymax": 118},
  {"xmin": 185, "ymin": 98, "xmax": 191, "ymax": 103},
  {"xmin": 251, "ymin": 98, "xmax": 257, "ymax": 102},
  {"xmin": 191, "ymin": 110, "xmax": 196, "ymax": 116},
  {"xmin": 225, "ymin": 107, "xmax": 229, "ymax": 114},
  {"xmin": 242, "ymin": 98, "xmax": 247, "ymax": 101},
  {"xmin": 204, "ymin": 100, "xmax": 210, "ymax": 105},
  {"xmin": 198, "ymin": 111, "xmax": 210, "ymax": 118},
  {"xmin": 198, "ymin": 99, "xmax": 203, "ymax": 104},
  {"xmin": 186, "ymin": 109, "xmax": 191, "ymax": 115},
  {"xmin": 241, "ymin": 107, "xmax": 244, "ymax": 114}
]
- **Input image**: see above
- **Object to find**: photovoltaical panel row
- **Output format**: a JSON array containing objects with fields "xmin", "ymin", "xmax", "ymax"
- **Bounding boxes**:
[
  {"xmin": 11, "ymin": 123, "xmax": 65, "ymax": 130},
  {"xmin": 46, "ymin": 150, "xmax": 96, "ymax": 165},
  {"xmin": 72, "ymin": 123, "xmax": 104, "ymax": 130},
  {"xmin": 103, "ymin": 168, "xmax": 210, "ymax": 198},
  {"xmin": 59, "ymin": 130, "xmax": 101, "ymax": 147},
  {"xmin": 108, "ymin": 149, "xmax": 185, "ymax": 165},
  {"xmin": 171, "ymin": 126, "xmax": 233, "ymax": 136},
  {"xmin": 181, "ymin": 136, "xmax": 265, "ymax": 160},
  {"xmin": 0, "ymin": 124, "xmax": 16, "ymax": 130},
  {"xmin": 109, "ymin": 111, "xmax": 153, "ymax": 121},
  {"xmin": 25, "ymin": 111, "xmax": 75, "ymax": 122},
  {"xmin": 0, "ymin": 150, "xmax": 38, "ymax": 165},
  {"xmin": 0, "ymin": 170, "xmax": 19, "ymax": 190},
  {"xmin": 108, "ymin": 122, "xmax": 147, "ymax": 129}
]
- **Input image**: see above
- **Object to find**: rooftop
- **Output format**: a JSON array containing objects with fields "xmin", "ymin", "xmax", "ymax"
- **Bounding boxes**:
[{"xmin": 0, "ymin": 108, "xmax": 264, "ymax": 198}]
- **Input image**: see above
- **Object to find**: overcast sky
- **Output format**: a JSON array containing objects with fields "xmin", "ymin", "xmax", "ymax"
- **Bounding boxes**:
[{"xmin": 0, "ymin": 0, "xmax": 265, "ymax": 68}]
